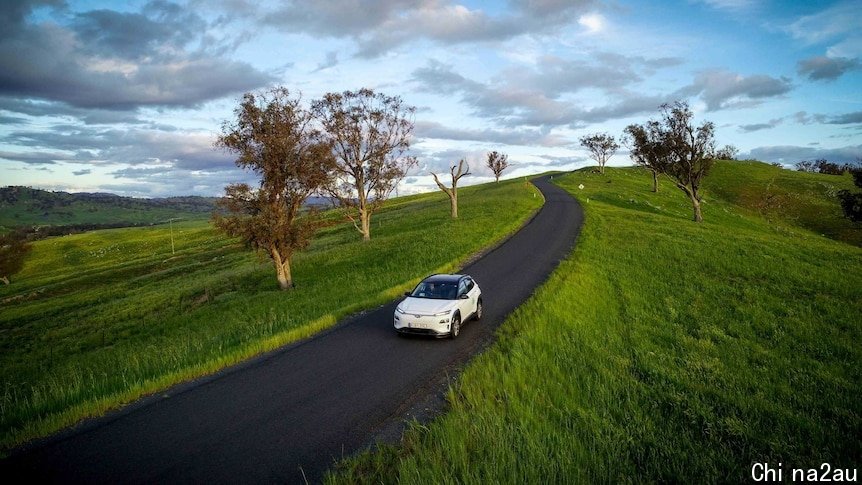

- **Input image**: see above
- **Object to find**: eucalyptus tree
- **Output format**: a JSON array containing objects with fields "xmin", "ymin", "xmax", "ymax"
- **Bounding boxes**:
[
  {"xmin": 579, "ymin": 133, "xmax": 618, "ymax": 174},
  {"xmin": 623, "ymin": 121, "xmax": 667, "ymax": 193},
  {"xmin": 215, "ymin": 87, "xmax": 334, "ymax": 290},
  {"xmin": 626, "ymin": 101, "xmax": 717, "ymax": 222},
  {"xmin": 312, "ymin": 88, "xmax": 417, "ymax": 241}
]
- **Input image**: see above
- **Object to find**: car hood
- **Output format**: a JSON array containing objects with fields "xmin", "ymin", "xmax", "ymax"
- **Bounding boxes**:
[{"xmin": 399, "ymin": 297, "xmax": 457, "ymax": 315}]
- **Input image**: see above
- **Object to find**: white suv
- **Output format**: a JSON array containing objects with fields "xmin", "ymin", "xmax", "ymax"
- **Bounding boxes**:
[{"xmin": 394, "ymin": 274, "xmax": 483, "ymax": 338}]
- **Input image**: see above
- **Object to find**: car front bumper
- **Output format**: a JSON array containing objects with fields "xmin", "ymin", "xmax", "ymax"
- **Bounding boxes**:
[
  {"xmin": 395, "ymin": 326, "xmax": 451, "ymax": 338},
  {"xmin": 394, "ymin": 313, "xmax": 451, "ymax": 337}
]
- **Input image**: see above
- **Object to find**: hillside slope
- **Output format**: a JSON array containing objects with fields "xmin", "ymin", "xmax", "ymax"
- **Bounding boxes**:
[
  {"xmin": 329, "ymin": 166, "xmax": 861, "ymax": 483},
  {"xmin": 704, "ymin": 160, "xmax": 860, "ymax": 246},
  {"xmin": 0, "ymin": 186, "xmax": 216, "ymax": 232}
]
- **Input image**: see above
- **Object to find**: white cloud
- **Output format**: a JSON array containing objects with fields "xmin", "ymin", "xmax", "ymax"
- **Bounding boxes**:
[
  {"xmin": 827, "ymin": 36, "xmax": 862, "ymax": 59},
  {"xmin": 261, "ymin": 0, "xmax": 593, "ymax": 58},
  {"xmin": 745, "ymin": 144, "xmax": 862, "ymax": 164},
  {"xmin": 785, "ymin": 2, "xmax": 861, "ymax": 45},
  {"xmin": 577, "ymin": 13, "xmax": 605, "ymax": 34},
  {"xmin": 415, "ymin": 120, "xmax": 571, "ymax": 147},
  {"xmin": 695, "ymin": 0, "xmax": 756, "ymax": 12},
  {"xmin": 680, "ymin": 69, "xmax": 793, "ymax": 111}
]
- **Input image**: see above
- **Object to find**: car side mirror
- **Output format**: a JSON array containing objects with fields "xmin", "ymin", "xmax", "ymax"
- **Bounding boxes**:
[
  {"xmin": 404, "ymin": 292, "xmax": 411, "ymax": 297},
  {"xmin": 459, "ymin": 293, "xmax": 469, "ymax": 299}
]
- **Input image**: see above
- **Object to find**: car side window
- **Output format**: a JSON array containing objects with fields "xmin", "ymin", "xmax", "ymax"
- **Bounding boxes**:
[
  {"xmin": 458, "ymin": 280, "xmax": 467, "ymax": 297},
  {"xmin": 465, "ymin": 278, "xmax": 474, "ymax": 292}
]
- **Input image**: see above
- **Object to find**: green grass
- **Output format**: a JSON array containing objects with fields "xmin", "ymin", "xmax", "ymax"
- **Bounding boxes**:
[
  {"xmin": 0, "ymin": 178, "xmax": 542, "ymax": 453},
  {"xmin": 328, "ymin": 164, "xmax": 862, "ymax": 483},
  {"xmin": 704, "ymin": 160, "xmax": 860, "ymax": 246}
]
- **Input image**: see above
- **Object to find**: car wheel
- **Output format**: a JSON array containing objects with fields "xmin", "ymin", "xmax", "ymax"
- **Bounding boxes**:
[
  {"xmin": 450, "ymin": 314, "xmax": 461, "ymax": 339},
  {"xmin": 475, "ymin": 298, "xmax": 483, "ymax": 321}
]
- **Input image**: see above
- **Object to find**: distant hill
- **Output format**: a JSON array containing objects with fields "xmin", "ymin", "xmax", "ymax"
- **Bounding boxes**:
[{"xmin": 0, "ymin": 186, "xmax": 218, "ymax": 234}]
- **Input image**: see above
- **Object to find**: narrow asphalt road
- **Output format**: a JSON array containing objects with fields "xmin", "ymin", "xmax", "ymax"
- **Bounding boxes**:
[{"xmin": 1, "ymin": 175, "xmax": 583, "ymax": 484}]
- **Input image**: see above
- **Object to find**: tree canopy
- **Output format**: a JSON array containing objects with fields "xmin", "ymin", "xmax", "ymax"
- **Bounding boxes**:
[
  {"xmin": 579, "ymin": 133, "xmax": 619, "ymax": 174},
  {"xmin": 215, "ymin": 87, "xmax": 334, "ymax": 289},
  {"xmin": 486, "ymin": 151, "xmax": 509, "ymax": 182},
  {"xmin": 625, "ymin": 101, "xmax": 716, "ymax": 222},
  {"xmin": 312, "ymin": 88, "xmax": 417, "ymax": 241}
]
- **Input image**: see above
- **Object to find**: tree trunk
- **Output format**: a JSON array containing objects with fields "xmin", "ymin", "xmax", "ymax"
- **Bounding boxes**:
[
  {"xmin": 651, "ymin": 170, "xmax": 658, "ymax": 192},
  {"xmin": 690, "ymin": 194, "xmax": 703, "ymax": 222},
  {"xmin": 495, "ymin": 174, "xmax": 500, "ymax": 183},
  {"xmin": 431, "ymin": 171, "xmax": 460, "ymax": 219},
  {"xmin": 271, "ymin": 248, "xmax": 293, "ymax": 290},
  {"xmin": 359, "ymin": 209, "xmax": 371, "ymax": 242},
  {"xmin": 600, "ymin": 161, "xmax": 605, "ymax": 174},
  {"xmin": 675, "ymin": 183, "xmax": 704, "ymax": 222},
  {"xmin": 450, "ymin": 190, "xmax": 458, "ymax": 218}
]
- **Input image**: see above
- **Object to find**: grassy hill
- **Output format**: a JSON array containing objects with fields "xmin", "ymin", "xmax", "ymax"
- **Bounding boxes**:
[
  {"xmin": 0, "ymin": 179, "xmax": 542, "ymax": 452},
  {"xmin": 704, "ymin": 160, "xmax": 860, "ymax": 246},
  {"xmin": 329, "ymin": 163, "xmax": 861, "ymax": 483},
  {"xmin": 0, "ymin": 186, "xmax": 217, "ymax": 233}
]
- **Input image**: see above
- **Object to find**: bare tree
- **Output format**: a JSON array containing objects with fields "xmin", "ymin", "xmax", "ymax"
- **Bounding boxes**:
[
  {"xmin": 579, "ymin": 133, "xmax": 619, "ymax": 174},
  {"xmin": 0, "ymin": 229, "xmax": 32, "ymax": 285},
  {"xmin": 486, "ymin": 151, "xmax": 509, "ymax": 182},
  {"xmin": 623, "ymin": 121, "xmax": 667, "ymax": 192},
  {"xmin": 312, "ymin": 88, "xmax": 417, "ymax": 241},
  {"xmin": 215, "ymin": 88, "xmax": 334, "ymax": 290},
  {"xmin": 432, "ymin": 159, "xmax": 471, "ymax": 219}
]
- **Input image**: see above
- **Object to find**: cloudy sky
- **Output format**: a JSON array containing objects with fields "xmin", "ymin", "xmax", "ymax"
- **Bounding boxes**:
[{"xmin": 1, "ymin": 0, "xmax": 860, "ymax": 197}]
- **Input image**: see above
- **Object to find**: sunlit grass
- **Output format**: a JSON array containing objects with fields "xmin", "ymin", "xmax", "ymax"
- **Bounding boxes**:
[
  {"xmin": 0, "ymin": 178, "xmax": 542, "ymax": 452},
  {"xmin": 704, "ymin": 160, "xmax": 860, "ymax": 246},
  {"xmin": 328, "ymin": 163, "xmax": 861, "ymax": 483}
]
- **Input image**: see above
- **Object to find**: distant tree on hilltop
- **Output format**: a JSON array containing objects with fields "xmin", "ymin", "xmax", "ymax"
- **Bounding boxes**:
[
  {"xmin": 486, "ymin": 151, "xmax": 509, "ymax": 182},
  {"xmin": 579, "ymin": 133, "xmax": 618, "ymax": 174},
  {"xmin": 715, "ymin": 144, "xmax": 738, "ymax": 160},
  {"xmin": 795, "ymin": 159, "xmax": 851, "ymax": 175}
]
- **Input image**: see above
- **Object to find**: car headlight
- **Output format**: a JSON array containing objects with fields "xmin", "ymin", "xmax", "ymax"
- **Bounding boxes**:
[
  {"xmin": 432, "ymin": 309, "xmax": 452, "ymax": 317},
  {"xmin": 396, "ymin": 307, "xmax": 406, "ymax": 314}
]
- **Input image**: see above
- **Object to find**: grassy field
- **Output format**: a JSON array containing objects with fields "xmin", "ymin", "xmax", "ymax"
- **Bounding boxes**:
[
  {"xmin": 0, "ymin": 178, "xmax": 542, "ymax": 453},
  {"xmin": 704, "ymin": 160, "xmax": 860, "ymax": 246},
  {"xmin": 328, "ymin": 161, "xmax": 862, "ymax": 483}
]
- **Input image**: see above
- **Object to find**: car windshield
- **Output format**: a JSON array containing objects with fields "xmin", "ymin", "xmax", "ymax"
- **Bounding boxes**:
[{"xmin": 410, "ymin": 281, "xmax": 458, "ymax": 300}]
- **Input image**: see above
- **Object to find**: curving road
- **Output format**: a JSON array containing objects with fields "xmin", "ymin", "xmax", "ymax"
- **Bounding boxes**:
[{"xmin": 1, "ymin": 175, "xmax": 582, "ymax": 484}]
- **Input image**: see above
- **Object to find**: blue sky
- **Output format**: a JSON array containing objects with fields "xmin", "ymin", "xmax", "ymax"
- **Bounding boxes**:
[{"xmin": 1, "ymin": 0, "xmax": 860, "ymax": 196}]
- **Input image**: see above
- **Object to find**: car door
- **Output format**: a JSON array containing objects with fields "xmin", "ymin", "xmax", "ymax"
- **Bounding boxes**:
[
  {"xmin": 456, "ymin": 279, "xmax": 470, "ymax": 318},
  {"xmin": 463, "ymin": 277, "xmax": 478, "ymax": 316}
]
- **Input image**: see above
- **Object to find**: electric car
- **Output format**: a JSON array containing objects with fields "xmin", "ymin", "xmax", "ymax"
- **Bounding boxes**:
[{"xmin": 394, "ymin": 274, "xmax": 482, "ymax": 338}]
